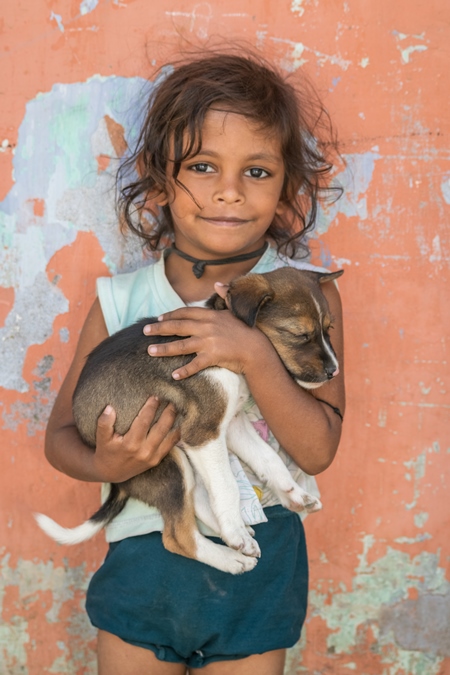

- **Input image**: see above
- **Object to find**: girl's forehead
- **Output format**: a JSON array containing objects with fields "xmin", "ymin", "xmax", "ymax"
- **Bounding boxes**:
[{"xmin": 193, "ymin": 109, "xmax": 283, "ymax": 159}]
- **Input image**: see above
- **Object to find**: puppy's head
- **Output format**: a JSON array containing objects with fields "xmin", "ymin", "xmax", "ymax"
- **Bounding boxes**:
[{"xmin": 207, "ymin": 267, "xmax": 343, "ymax": 389}]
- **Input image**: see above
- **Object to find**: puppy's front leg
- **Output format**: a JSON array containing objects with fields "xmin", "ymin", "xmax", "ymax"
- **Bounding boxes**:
[
  {"xmin": 227, "ymin": 413, "xmax": 322, "ymax": 513},
  {"xmin": 183, "ymin": 438, "xmax": 260, "ymax": 558}
]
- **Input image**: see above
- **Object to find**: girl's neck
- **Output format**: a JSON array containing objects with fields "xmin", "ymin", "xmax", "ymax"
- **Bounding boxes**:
[{"xmin": 164, "ymin": 244, "xmax": 269, "ymax": 304}]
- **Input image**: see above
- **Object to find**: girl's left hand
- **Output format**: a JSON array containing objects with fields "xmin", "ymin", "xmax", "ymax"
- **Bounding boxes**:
[{"xmin": 143, "ymin": 307, "xmax": 270, "ymax": 380}]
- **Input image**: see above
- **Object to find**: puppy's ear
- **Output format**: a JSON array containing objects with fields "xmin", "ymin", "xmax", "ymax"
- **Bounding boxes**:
[
  {"xmin": 227, "ymin": 275, "xmax": 274, "ymax": 327},
  {"xmin": 316, "ymin": 269, "xmax": 344, "ymax": 284}
]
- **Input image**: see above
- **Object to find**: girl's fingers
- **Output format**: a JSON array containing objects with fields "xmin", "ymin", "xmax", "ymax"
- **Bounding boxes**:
[
  {"xmin": 171, "ymin": 355, "xmax": 210, "ymax": 380},
  {"xmin": 126, "ymin": 396, "xmax": 160, "ymax": 437},
  {"xmin": 144, "ymin": 318, "xmax": 200, "ymax": 337},
  {"xmin": 148, "ymin": 339, "xmax": 196, "ymax": 357},
  {"xmin": 158, "ymin": 307, "xmax": 211, "ymax": 322},
  {"xmin": 143, "ymin": 307, "xmax": 226, "ymax": 336},
  {"xmin": 147, "ymin": 402, "xmax": 178, "ymax": 439},
  {"xmin": 142, "ymin": 403, "xmax": 180, "ymax": 465},
  {"xmin": 96, "ymin": 405, "xmax": 116, "ymax": 442}
]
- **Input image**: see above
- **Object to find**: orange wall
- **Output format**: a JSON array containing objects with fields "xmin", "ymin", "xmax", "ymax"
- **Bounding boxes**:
[{"xmin": 1, "ymin": 2, "xmax": 449, "ymax": 674}]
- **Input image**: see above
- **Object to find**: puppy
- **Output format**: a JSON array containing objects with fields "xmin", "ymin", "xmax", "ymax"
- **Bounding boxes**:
[{"xmin": 36, "ymin": 267, "xmax": 343, "ymax": 574}]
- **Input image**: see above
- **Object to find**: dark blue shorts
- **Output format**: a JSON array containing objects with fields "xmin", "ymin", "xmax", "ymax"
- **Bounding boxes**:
[{"xmin": 86, "ymin": 505, "xmax": 308, "ymax": 668}]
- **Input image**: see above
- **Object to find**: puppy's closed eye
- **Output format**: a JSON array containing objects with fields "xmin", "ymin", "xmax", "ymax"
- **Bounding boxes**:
[{"xmin": 276, "ymin": 326, "xmax": 312, "ymax": 342}]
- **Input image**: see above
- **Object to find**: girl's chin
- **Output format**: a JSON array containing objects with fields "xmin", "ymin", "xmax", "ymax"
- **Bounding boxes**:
[{"xmin": 174, "ymin": 236, "xmax": 267, "ymax": 260}]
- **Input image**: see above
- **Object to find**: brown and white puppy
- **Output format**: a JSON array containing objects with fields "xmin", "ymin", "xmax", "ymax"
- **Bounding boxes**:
[{"xmin": 36, "ymin": 267, "xmax": 343, "ymax": 574}]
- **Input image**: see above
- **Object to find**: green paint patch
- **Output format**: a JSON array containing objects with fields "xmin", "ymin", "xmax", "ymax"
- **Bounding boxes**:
[
  {"xmin": 307, "ymin": 536, "xmax": 449, "ymax": 674},
  {"xmin": 414, "ymin": 512, "xmax": 429, "ymax": 528},
  {"xmin": 0, "ymin": 554, "xmax": 96, "ymax": 673},
  {"xmin": 404, "ymin": 451, "xmax": 426, "ymax": 510}
]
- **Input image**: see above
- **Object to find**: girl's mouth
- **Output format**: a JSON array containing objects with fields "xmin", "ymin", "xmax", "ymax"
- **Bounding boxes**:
[{"xmin": 200, "ymin": 216, "xmax": 249, "ymax": 226}]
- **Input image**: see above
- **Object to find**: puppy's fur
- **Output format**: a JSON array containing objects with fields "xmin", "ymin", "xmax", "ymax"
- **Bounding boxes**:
[{"xmin": 36, "ymin": 267, "xmax": 343, "ymax": 574}]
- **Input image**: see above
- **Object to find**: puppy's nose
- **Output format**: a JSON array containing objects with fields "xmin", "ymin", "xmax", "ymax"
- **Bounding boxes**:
[{"xmin": 326, "ymin": 366, "xmax": 339, "ymax": 379}]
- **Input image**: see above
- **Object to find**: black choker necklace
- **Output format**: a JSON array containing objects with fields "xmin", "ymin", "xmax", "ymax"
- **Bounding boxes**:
[{"xmin": 169, "ymin": 242, "xmax": 269, "ymax": 278}]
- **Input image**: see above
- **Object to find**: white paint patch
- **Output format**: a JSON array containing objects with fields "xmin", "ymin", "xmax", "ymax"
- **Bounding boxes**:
[
  {"xmin": 291, "ymin": 42, "xmax": 307, "ymax": 69},
  {"xmin": 441, "ymin": 176, "xmax": 450, "ymax": 204},
  {"xmin": 333, "ymin": 257, "xmax": 352, "ymax": 267},
  {"xmin": 393, "ymin": 30, "xmax": 428, "ymax": 64},
  {"xmin": 291, "ymin": 0, "xmax": 305, "ymax": 16},
  {"xmin": 378, "ymin": 409, "xmax": 387, "ymax": 428},
  {"xmin": 50, "ymin": 11, "xmax": 65, "ymax": 32},
  {"xmin": 419, "ymin": 381, "xmax": 432, "ymax": 395},
  {"xmin": 414, "ymin": 512, "xmax": 429, "ymax": 528},
  {"xmin": 399, "ymin": 44, "xmax": 428, "ymax": 64},
  {"xmin": 359, "ymin": 57, "xmax": 369, "ymax": 68},
  {"xmin": 270, "ymin": 37, "xmax": 351, "ymax": 71},
  {"xmin": 429, "ymin": 235, "xmax": 442, "ymax": 264},
  {"xmin": 80, "ymin": 0, "xmax": 98, "ymax": 15}
]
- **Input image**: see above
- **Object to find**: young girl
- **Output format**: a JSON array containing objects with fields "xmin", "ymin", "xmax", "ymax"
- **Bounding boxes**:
[{"xmin": 44, "ymin": 53, "xmax": 345, "ymax": 675}]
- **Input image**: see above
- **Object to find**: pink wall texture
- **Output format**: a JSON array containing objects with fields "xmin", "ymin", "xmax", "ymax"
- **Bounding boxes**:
[{"xmin": 1, "ymin": 1, "xmax": 449, "ymax": 673}]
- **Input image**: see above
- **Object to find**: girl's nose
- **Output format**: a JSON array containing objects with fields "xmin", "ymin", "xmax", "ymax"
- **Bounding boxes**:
[{"xmin": 213, "ymin": 176, "xmax": 245, "ymax": 204}]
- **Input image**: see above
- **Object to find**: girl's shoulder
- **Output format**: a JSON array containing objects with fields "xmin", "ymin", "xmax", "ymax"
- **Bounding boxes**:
[
  {"xmin": 254, "ymin": 245, "xmax": 330, "ymax": 275},
  {"xmin": 96, "ymin": 256, "xmax": 174, "ymax": 335}
]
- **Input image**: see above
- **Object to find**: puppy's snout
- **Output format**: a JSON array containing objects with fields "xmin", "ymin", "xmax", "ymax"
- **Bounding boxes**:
[{"xmin": 326, "ymin": 365, "xmax": 339, "ymax": 379}]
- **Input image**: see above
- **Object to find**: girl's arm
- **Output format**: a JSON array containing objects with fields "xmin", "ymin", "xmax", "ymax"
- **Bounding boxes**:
[
  {"xmin": 143, "ymin": 280, "xmax": 344, "ymax": 476},
  {"xmin": 45, "ymin": 298, "xmax": 180, "ymax": 483}
]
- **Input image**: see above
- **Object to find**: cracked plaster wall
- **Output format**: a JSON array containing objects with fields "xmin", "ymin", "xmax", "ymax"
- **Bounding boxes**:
[{"xmin": 1, "ymin": 1, "xmax": 449, "ymax": 673}]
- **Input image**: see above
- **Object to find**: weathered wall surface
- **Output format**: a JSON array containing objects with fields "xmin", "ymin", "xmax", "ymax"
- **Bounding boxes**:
[{"xmin": 1, "ymin": 1, "xmax": 449, "ymax": 673}]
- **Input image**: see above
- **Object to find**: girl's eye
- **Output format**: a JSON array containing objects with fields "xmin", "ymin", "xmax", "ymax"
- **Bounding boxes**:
[
  {"xmin": 245, "ymin": 167, "xmax": 270, "ymax": 179},
  {"xmin": 189, "ymin": 163, "xmax": 214, "ymax": 173}
]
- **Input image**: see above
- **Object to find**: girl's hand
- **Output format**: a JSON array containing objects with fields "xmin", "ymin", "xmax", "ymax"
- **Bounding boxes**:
[
  {"xmin": 143, "ymin": 307, "xmax": 271, "ymax": 380},
  {"xmin": 91, "ymin": 396, "xmax": 180, "ymax": 483}
]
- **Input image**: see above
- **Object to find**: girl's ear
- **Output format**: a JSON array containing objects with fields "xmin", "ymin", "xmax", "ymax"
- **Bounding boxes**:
[
  {"xmin": 142, "ymin": 189, "xmax": 169, "ymax": 211},
  {"xmin": 136, "ymin": 152, "xmax": 169, "ymax": 207},
  {"xmin": 275, "ymin": 199, "xmax": 289, "ymax": 217},
  {"xmin": 153, "ymin": 191, "xmax": 169, "ymax": 207}
]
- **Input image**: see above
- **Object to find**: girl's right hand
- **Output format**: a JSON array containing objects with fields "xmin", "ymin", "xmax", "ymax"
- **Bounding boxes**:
[{"xmin": 92, "ymin": 396, "xmax": 180, "ymax": 484}]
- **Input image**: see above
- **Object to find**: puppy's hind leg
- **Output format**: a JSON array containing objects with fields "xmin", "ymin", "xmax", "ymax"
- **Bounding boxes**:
[
  {"xmin": 183, "ymin": 440, "xmax": 261, "ymax": 559},
  {"xmin": 227, "ymin": 413, "xmax": 322, "ymax": 513},
  {"xmin": 161, "ymin": 447, "xmax": 258, "ymax": 575}
]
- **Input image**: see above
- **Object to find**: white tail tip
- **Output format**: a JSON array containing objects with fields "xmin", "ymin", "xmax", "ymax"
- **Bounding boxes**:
[{"xmin": 34, "ymin": 513, "xmax": 104, "ymax": 545}]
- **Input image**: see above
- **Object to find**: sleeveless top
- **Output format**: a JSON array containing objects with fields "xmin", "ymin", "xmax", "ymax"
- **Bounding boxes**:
[{"xmin": 97, "ymin": 245, "xmax": 326, "ymax": 542}]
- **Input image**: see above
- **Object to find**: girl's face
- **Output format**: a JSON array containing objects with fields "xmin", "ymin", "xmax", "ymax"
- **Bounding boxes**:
[{"xmin": 163, "ymin": 109, "xmax": 286, "ymax": 259}]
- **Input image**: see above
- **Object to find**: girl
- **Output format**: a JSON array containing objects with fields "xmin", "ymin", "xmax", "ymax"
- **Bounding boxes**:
[{"xmin": 45, "ymin": 53, "xmax": 345, "ymax": 675}]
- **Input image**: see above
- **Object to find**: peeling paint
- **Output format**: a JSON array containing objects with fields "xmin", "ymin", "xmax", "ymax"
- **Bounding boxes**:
[
  {"xmin": 309, "ymin": 538, "xmax": 450, "ymax": 673},
  {"xmin": 0, "ymin": 554, "xmax": 96, "ymax": 673},
  {"xmin": 2, "ymin": 2, "xmax": 449, "ymax": 673},
  {"xmin": 50, "ymin": 12, "xmax": 65, "ymax": 33},
  {"xmin": 0, "ymin": 77, "xmax": 150, "ymax": 392},
  {"xmin": 380, "ymin": 592, "xmax": 450, "ymax": 657},
  {"xmin": 315, "ymin": 150, "xmax": 381, "ymax": 234},
  {"xmin": 404, "ymin": 451, "xmax": 426, "ymax": 510},
  {"xmin": 80, "ymin": 0, "xmax": 99, "ymax": 15}
]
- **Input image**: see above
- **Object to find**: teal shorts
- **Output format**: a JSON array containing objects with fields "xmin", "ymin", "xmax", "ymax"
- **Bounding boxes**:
[{"xmin": 86, "ymin": 505, "xmax": 308, "ymax": 668}]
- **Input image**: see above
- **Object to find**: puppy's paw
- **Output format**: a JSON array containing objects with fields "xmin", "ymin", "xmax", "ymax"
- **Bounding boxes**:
[
  {"xmin": 303, "ymin": 494, "xmax": 322, "ymax": 513},
  {"xmin": 224, "ymin": 550, "xmax": 259, "ymax": 575},
  {"xmin": 270, "ymin": 477, "xmax": 321, "ymax": 514},
  {"xmin": 223, "ymin": 525, "xmax": 261, "ymax": 558}
]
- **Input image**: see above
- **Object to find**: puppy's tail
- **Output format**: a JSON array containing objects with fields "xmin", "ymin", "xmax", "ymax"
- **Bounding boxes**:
[{"xmin": 34, "ymin": 484, "xmax": 127, "ymax": 545}]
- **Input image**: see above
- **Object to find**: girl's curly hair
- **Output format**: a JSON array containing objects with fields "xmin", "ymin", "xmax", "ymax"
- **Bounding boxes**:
[{"xmin": 117, "ymin": 52, "xmax": 341, "ymax": 259}]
